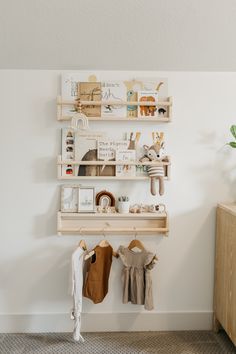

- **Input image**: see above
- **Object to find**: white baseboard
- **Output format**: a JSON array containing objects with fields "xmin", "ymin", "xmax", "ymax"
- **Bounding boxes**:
[{"xmin": 0, "ymin": 312, "xmax": 213, "ymax": 333}]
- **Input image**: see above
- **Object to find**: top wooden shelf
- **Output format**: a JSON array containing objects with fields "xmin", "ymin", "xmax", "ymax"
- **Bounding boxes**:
[{"xmin": 57, "ymin": 96, "xmax": 172, "ymax": 122}]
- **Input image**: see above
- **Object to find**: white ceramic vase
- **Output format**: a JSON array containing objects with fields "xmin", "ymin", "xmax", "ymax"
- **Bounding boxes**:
[{"xmin": 118, "ymin": 201, "xmax": 130, "ymax": 214}]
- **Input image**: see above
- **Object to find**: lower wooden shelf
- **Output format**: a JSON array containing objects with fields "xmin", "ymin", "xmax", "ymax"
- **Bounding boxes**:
[{"xmin": 57, "ymin": 211, "xmax": 169, "ymax": 236}]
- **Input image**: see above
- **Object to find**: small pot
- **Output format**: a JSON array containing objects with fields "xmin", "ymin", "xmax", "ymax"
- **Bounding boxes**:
[{"xmin": 118, "ymin": 201, "xmax": 130, "ymax": 214}]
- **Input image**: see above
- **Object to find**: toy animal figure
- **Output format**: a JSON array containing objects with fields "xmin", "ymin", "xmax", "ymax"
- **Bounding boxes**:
[{"xmin": 140, "ymin": 132, "xmax": 167, "ymax": 196}]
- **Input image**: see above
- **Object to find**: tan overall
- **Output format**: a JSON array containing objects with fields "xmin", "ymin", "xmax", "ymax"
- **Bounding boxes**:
[{"xmin": 83, "ymin": 245, "xmax": 113, "ymax": 304}]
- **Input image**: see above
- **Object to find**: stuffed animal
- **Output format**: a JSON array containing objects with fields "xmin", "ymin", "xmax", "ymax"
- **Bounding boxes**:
[{"xmin": 140, "ymin": 132, "xmax": 168, "ymax": 196}]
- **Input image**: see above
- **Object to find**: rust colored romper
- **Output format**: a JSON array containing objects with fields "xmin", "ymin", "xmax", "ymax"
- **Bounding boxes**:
[{"xmin": 83, "ymin": 245, "xmax": 113, "ymax": 304}]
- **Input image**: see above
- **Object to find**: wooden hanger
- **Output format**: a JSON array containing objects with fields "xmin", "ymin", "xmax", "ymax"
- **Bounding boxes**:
[
  {"xmin": 84, "ymin": 249, "xmax": 95, "ymax": 261},
  {"xmin": 99, "ymin": 230, "xmax": 119, "ymax": 258},
  {"xmin": 128, "ymin": 239, "xmax": 145, "ymax": 251},
  {"xmin": 78, "ymin": 231, "xmax": 95, "ymax": 260},
  {"xmin": 99, "ymin": 239, "xmax": 110, "ymax": 247},
  {"xmin": 78, "ymin": 239, "xmax": 87, "ymax": 251},
  {"xmin": 128, "ymin": 228, "xmax": 145, "ymax": 251}
]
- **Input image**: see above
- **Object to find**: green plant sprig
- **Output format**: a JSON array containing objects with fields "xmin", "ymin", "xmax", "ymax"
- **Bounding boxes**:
[
  {"xmin": 118, "ymin": 196, "xmax": 129, "ymax": 202},
  {"xmin": 227, "ymin": 125, "xmax": 236, "ymax": 148}
]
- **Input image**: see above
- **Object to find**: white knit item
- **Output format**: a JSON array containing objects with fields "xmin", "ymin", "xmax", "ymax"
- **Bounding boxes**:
[{"xmin": 71, "ymin": 246, "xmax": 86, "ymax": 342}]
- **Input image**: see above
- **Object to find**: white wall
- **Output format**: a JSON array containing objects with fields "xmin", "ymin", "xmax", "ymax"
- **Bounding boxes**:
[
  {"xmin": 0, "ymin": 70, "xmax": 236, "ymax": 332},
  {"xmin": 1, "ymin": 0, "xmax": 236, "ymax": 71}
]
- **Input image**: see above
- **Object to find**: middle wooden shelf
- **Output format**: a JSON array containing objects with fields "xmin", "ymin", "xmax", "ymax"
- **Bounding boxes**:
[{"xmin": 57, "ymin": 155, "xmax": 171, "ymax": 180}]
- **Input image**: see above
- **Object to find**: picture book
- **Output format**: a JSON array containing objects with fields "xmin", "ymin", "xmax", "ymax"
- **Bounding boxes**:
[
  {"xmin": 61, "ymin": 72, "xmax": 101, "ymax": 117},
  {"xmin": 75, "ymin": 131, "xmax": 105, "ymax": 176},
  {"xmin": 101, "ymin": 81, "xmax": 126, "ymax": 117},
  {"xmin": 125, "ymin": 78, "xmax": 168, "ymax": 118},
  {"xmin": 137, "ymin": 90, "xmax": 158, "ymax": 117},
  {"xmin": 61, "ymin": 128, "xmax": 75, "ymax": 177},
  {"xmin": 116, "ymin": 149, "xmax": 136, "ymax": 177},
  {"xmin": 97, "ymin": 140, "xmax": 129, "ymax": 160},
  {"xmin": 78, "ymin": 82, "xmax": 101, "ymax": 117},
  {"xmin": 124, "ymin": 80, "xmax": 143, "ymax": 118},
  {"xmin": 97, "ymin": 140, "xmax": 129, "ymax": 176},
  {"xmin": 134, "ymin": 77, "xmax": 168, "ymax": 98}
]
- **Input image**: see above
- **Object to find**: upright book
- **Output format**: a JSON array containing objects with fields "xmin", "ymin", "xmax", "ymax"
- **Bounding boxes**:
[
  {"xmin": 75, "ymin": 131, "xmax": 105, "ymax": 176},
  {"xmin": 137, "ymin": 91, "xmax": 158, "ymax": 117},
  {"xmin": 79, "ymin": 82, "xmax": 101, "ymax": 117},
  {"xmin": 101, "ymin": 81, "xmax": 127, "ymax": 118},
  {"xmin": 61, "ymin": 128, "xmax": 75, "ymax": 176},
  {"xmin": 116, "ymin": 149, "xmax": 136, "ymax": 177},
  {"xmin": 97, "ymin": 140, "xmax": 129, "ymax": 176}
]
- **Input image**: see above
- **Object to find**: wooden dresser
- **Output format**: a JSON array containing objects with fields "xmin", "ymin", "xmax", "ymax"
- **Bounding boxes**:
[{"xmin": 214, "ymin": 203, "xmax": 236, "ymax": 345}]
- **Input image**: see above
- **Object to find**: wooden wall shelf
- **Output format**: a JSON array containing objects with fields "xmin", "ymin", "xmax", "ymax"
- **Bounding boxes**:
[
  {"xmin": 57, "ymin": 96, "xmax": 172, "ymax": 122},
  {"xmin": 57, "ymin": 155, "xmax": 171, "ymax": 180},
  {"xmin": 59, "ymin": 176, "xmax": 151, "ymax": 181},
  {"xmin": 57, "ymin": 211, "xmax": 169, "ymax": 236},
  {"xmin": 57, "ymin": 156, "xmax": 170, "ymax": 166}
]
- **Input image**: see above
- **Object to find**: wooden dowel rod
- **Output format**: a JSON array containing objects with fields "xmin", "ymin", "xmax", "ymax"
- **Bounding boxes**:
[
  {"xmin": 58, "ymin": 176, "xmax": 151, "ymax": 180},
  {"xmin": 57, "ymin": 97, "xmax": 171, "ymax": 107},
  {"xmin": 57, "ymin": 160, "xmax": 170, "ymax": 166},
  {"xmin": 59, "ymin": 213, "xmax": 167, "ymax": 219},
  {"xmin": 58, "ymin": 116, "xmax": 171, "ymax": 122},
  {"xmin": 58, "ymin": 227, "xmax": 168, "ymax": 233}
]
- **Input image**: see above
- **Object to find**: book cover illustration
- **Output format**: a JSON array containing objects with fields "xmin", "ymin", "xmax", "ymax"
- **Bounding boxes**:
[
  {"xmin": 79, "ymin": 82, "xmax": 101, "ymax": 117},
  {"xmin": 125, "ymin": 131, "xmax": 146, "ymax": 176},
  {"xmin": 61, "ymin": 73, "xmax": 100, "ymax": 117},
  {"xmin": 97, "ymin": 140, "xmax": 129, "ymax": 176},
  {"xmin": 101, "ymin": 81, "xmax": 126, "ymax": 117},
  {"xmin": 97, "ymin": 140, "xmax": 129, "ymax": 160},
  {"xmin": 116, "ymin": 149, "xmax": 136, "ymax": 177},
  {"xmin": 61, "ymin": 128, "xmax": 75, "ymax": 176},
  {"xmin": 75, "ymin": 131, "xmax": 105, "ymax": 176},
  {"xmin": 134, "ymin": 77, "xmax": 168, "ymax": 97},
  {"xmin": 135, "ymin": 77, "xmax": 169, "ymax": 118},
  {"xmin": 137, "ymin": 90, "xmax": 158, "ymax": 117},
  {"xmin": 124, "ymin": 80, "xmax": 143, "ymax": 118}
]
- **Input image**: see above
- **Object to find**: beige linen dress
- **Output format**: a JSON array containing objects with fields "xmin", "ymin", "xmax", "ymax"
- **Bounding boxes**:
[{"xmin": 118, "ymin": 246, "xmax": 157, "ymax": 311}]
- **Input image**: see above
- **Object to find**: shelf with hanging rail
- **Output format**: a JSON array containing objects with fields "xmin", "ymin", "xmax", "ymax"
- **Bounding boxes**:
[
  {"xmin": 57, "ymin": 155, "xmax": 171, "ymax": 180},
  {"xmin": 57, "ymin": 211, "xmax": 169, "ymax": 236},
  {"xmin": 57, "ymin": 77, "xmax": 172, "ymax": 236},
  {"xmin": 57, "ymin": 95, "xmax": 172, "ymax": 122}
]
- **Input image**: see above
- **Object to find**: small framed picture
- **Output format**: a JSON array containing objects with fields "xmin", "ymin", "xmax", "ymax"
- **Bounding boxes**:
[
  {"xmin": 61, "ymin": 185, "xmax": 78, "ymax": 212},
  {"xmin": 78, "ymin": 186, "xmax": 95, "ymax": 213}
]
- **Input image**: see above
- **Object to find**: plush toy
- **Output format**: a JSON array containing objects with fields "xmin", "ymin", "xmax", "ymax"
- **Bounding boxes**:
[{"xmin": 140, "ymin": 132, "xmax": 168, "ymax": 196}]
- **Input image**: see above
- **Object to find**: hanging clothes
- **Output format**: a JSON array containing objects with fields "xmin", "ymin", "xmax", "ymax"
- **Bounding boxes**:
[
  {"xmin": 83, "ymin": 244, "xmax": 113, "ymax": 304},
  {"xmin": 118, "ymin": 245, "xmax": 157, "ymax": 311},
  {"xmin": 71, "ymin": 246, "xmax": 86, "ymax": 342}
]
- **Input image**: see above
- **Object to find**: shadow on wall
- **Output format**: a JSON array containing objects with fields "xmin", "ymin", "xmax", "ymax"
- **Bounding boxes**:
[
  {"xmin": 196, "ymin": 130, "xmax": 236, "ymax": 199},
  {"xmin": 218, "ymin": 149, "xmax": 236, "ymax": 199}
]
